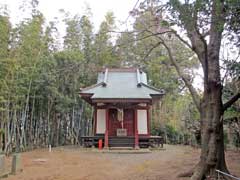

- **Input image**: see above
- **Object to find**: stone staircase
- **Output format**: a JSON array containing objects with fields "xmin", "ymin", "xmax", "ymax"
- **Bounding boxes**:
[{"xmin": 108, "ymin": 136, "xmax": 135, "ymax": 148}]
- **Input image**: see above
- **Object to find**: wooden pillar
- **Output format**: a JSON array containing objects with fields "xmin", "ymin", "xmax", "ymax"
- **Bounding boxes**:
[
  {"xmin": 94, "ymin": 107, "xmax": 97, "ymax": 135},
  {"xmin": 104, "ymin": 109, "xmax": 109, "ymax": 149},
  {"xmin": 147, "ymin": 106, "xmax": 150, "ymax": 136},
  {"xmin": 134, "ymin": 109, "xmax": 139, "ymax": 149}
]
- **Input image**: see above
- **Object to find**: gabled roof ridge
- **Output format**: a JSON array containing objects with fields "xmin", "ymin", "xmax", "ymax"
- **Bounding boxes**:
[
  {"xmin": 98, "ymin": 68, "xmax": 138, "ymax": 73},
  {"xmin": 103, "ymin": 68, "xmax": 108, "ymax": 86}
]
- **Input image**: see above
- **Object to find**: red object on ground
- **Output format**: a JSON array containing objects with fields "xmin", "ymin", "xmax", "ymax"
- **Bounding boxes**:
[{"xmin": 98, "ymin": 139, "xmax": 103, "ymax": 150}]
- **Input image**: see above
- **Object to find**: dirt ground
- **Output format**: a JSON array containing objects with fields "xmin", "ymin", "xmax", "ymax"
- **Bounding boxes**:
[{"xmin": 4, "ymin": 145, "xmax": 240, "ymax": 180}]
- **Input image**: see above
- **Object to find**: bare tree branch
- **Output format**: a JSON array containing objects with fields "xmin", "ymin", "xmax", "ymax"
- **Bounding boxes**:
[
  {"xmin": 223, "ymin": 93, "xmax": 240, "ymax": 111},
  {"xmin": 112, "ymin": 20, "xmax": 202, "ymax": 112},
  {"xmin": 171, "ymin": 31, "xmax": 192, "ymax": 49},
  {"xmin": 113, "ymin": 29, "xmax": 172, "ymax": 50},
  {"xmin": 142, "ymin": 41, "xmax": 162, "ymax": 62},
  {"xmin": 221, "ymin": 46, "xmax": 240, "ymax": 84},
  {"xmin": 147, "ymin": 31, "xmax": 201, "ymax": 111},
  {"xmin": 163, "ymin": 41, "xmax": 201, "ymax": 112},
  {"xmin": 119, "ymin": 24, "xmax": 202, "ymax": 110}
]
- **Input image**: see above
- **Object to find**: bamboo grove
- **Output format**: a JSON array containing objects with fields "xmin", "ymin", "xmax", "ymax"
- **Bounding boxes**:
[{"xmin": 0, "ymin": 0, "xmax": 239, "ymax": 155}]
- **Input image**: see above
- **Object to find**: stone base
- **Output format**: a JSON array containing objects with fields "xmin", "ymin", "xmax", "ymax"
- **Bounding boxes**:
[
  {"xmin": 103, "ymin": 146, "xmax": 109, "ymax": 150},
  {"xmin": 134, "ymin": 146, "xmax": 140, "ymax": 150}
]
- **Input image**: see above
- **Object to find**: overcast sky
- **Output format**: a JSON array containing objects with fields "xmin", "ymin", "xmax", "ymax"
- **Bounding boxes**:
[{"xmin": 1, "ymin": 0, "xmax": 137, "ymax": 30}]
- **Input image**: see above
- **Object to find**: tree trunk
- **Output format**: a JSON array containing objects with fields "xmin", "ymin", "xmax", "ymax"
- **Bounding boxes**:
[
  {"xmin": 192, "ymin": 85, "xmax": 227, "ymax": 179},
  {"xmin": 192, "ymin": 29, "xmax": 228, "ymax": 179},
  {"xmin": 47, "ymin": 98, "xmax": 52, "ymax": 147}
]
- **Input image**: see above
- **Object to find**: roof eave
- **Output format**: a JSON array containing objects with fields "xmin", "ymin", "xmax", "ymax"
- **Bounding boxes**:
[
  {"xmin": 79, "ymin": 93, "xmax": 94, "ymax": 105},
  {"xmin": 140, "ymin": 82, "xmax": 165, "ymax": 95},
  {"xmin": 79, "ymin": 82, "xmax": 105, "ymax": 93},
  {"xmin": 91, "ymin": 98, "xmax": 152, "ymax": 103}
]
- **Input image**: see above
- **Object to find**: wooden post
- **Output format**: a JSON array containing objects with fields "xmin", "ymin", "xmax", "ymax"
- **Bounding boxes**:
[
  {"xmin": 94, "ymin": 107, "xmax": 97, "ymax": 135},
  {"xmin": 134, "ymin": 109, "xmax": 139, "ymax": 149},
  {"xmin": 147, "ymin": 106, "xmax": 150, "ymax": 136},
  {"xmin": 104, "ymin": 109, "xmax": 109, "ymax": 149}
]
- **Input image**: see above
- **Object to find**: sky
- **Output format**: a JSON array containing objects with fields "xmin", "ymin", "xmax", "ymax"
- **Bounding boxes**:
[{"xmin": 0, "ymin": 0, "xmax": 137, "ymax": 31}]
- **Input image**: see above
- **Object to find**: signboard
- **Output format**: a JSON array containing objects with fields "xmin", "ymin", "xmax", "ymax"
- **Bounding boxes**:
[{"xmin": 117, "ymin": 129, "xmax": 127, "ymax": 136}]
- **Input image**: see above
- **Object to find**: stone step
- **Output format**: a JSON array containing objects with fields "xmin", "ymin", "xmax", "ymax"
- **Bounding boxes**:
[
  {"xmin": 108, "ymin": 137, "xmax": 135, "ymax": 148},
  {"xmin": 109, "ymin": 147, "xmax": 134, "ymax": 150},
  {"xmin": 109, "ymin": 139, "xmax": 134, "ymax": 142}
]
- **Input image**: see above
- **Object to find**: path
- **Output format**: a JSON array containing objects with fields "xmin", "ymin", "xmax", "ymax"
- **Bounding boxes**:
[{"xmin": 5, "ymin": 145, "xmax": 240, "ymax": 180}]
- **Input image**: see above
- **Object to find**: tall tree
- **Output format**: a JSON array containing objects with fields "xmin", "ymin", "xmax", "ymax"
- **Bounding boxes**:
[
  {"xmin": 116, "ymin": 7, "xmax": 200, "ymax": 142},
  {"xmin": 79, "ymin": 13, "xmax": 96, "ymax": 85},
  {"xmin": 63, "ymin": 14, "xmax": 82, "ymax": 50},
  {"xmin": 132, "ymin": 0, "xmax": 240, "ymax": 179},
  {"xmin": 94, "ymin": 12, "xmax": 119, "ymax": 67},
  {"xmin": 0, "ymin": 13, "xmax": 11, "ymax": 101}
]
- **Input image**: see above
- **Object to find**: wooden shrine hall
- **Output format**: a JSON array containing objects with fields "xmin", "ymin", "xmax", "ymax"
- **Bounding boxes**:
[{"xmin": 79, "ymin": 68, "xmax": 165, "ymax": 149}]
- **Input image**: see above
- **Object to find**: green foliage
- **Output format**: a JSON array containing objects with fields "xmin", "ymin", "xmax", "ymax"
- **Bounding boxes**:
[
  {"xmin": 233, "ymin": 133, "xmax": 240, "ymax": 147},
  {"xmin": 146, "ymin": 56, "xmax": 179, "ymax": 93},
  {"xmin": 223, "ymin": 60, "xmax": 240, "ymax": 121},
  {"xmin": 63, "ymin": 14, "xmax": 82, "ymax": 50},
  {"xmin": 165, "ymin": 124, "xmax": 181, "ymax": 144},
  {"xmin": 2, "ymin": 0, "xmax": 238, "ymax": 152},
  {"xmin": 115, "ymin": 4, "xmax": 201, "ymax": 144},
  {"xmin": 151, "ymin": 123, "xmax": 165, "ymax": 136},
  {"xmin": 0, "ymin": 15, "xmax": 11, "ymax": 104},
  {"xmin": 0, "ymin": 15, "xmax": 10, "ymax": 58},
  {"xmin": 224, "ymin": 107, "xmax": 240, "ymax": 119},
  {"xmin": 0, "ymin": 128, "xmax": 4, "ymax": 135},
  {"xmin": 93, "ymin": 11, "xmax": 119, "ymax": 67}
]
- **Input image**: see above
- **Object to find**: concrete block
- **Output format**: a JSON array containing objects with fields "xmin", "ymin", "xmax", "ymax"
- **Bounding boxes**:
[
  {"xmin": 0, "ymin": 155, "xmax": 5, "ymax": 175},
  {"xmin": 11, "ymin": 153, "xmax": 21, "ymax": 175}
]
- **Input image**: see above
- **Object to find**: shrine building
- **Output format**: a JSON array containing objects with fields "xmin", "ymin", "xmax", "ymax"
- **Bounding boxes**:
[{"xmin": 79, "ymin": 68, "xmax": 164, "ymax": 149}]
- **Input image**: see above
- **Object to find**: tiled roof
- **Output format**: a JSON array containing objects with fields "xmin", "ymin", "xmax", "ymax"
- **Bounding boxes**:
[{"xmin": 80, "ymin": 68, "xmax": 164, "ymax": 99}]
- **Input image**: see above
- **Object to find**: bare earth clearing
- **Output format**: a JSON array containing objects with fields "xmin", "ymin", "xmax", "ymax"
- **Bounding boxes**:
[{"xmin": 5, "ymin": 145, "xmax": 240, "ymax": 180}]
